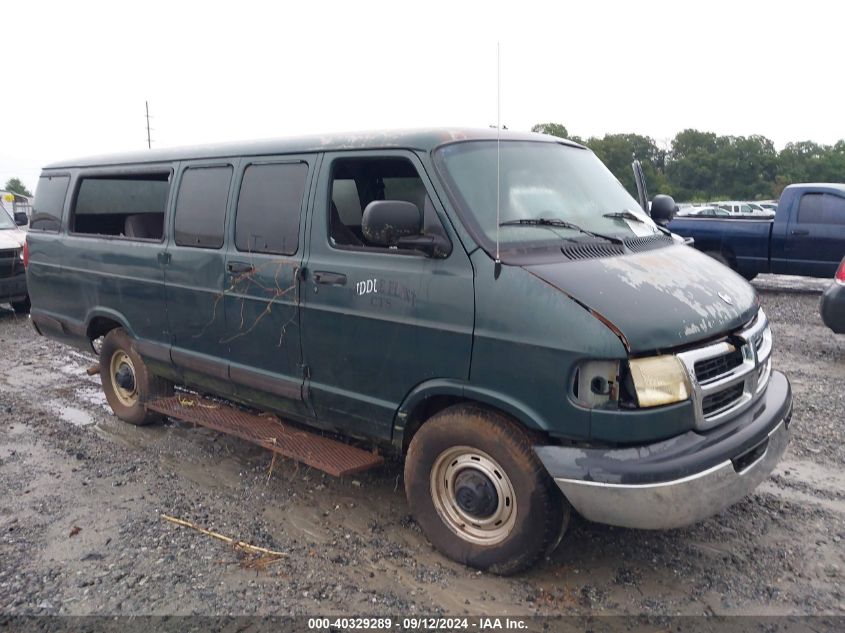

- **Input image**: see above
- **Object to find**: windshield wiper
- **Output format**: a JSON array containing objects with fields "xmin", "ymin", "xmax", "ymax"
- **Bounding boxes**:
[
  {"xmin": 602, "ymin": 210, "xmax": 646, "ymax": 223},
  {"xmin": 499, "ymin": 218, "xmax": 625, "ymax": 245}
]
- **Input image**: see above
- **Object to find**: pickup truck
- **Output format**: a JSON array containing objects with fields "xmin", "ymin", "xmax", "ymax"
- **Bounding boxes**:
[{"xmin": 667, "ymin": 183, "xmax": 845, "ymax": 279}]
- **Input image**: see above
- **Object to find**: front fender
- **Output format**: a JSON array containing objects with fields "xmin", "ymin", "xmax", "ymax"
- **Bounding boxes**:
[{"xmin": 392, "ymin": 378, "xmax": 552, "ymax": 451}]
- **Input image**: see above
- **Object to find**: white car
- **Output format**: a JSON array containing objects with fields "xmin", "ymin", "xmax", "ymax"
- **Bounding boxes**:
[
  {"xmin": 713, "ymin": 201, "xmax": 775, "ymax": 217},
  {"xmin": 0, "ymin": 205, "xmax": 29, "ymax": 313}
]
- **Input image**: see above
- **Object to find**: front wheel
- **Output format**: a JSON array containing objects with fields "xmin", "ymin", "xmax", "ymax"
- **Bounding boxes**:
[{"xmin": 404, "ymin": 405, "xmax": 569, "ymax": 575}]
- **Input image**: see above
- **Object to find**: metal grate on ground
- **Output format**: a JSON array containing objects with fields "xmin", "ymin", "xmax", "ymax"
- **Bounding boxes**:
[{"xmin": 146, "ymin": 395, "xmax": 384, "ymax": 477}]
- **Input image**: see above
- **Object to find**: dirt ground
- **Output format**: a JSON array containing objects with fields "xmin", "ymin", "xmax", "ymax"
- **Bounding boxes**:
[{"xmin": 0, "ymin": 274, "xmax": 843, "ymax": 617}]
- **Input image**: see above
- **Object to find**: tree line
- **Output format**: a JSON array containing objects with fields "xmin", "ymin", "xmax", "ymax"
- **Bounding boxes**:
[{"xmin": 531, "ymin": 123, "xmax": 845, "ymax": 202}]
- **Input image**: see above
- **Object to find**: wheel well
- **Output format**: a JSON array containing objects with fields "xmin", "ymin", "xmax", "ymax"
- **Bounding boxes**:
[
  {"xmin": 400, "ymin": 395, "xmax": 547, "ymax": 453},
  {"xmin": 720, "ymin": 246, "xmax": 738, "ymax": 269},
  {"xmin": 87, "ymin": 317, "xmax": 123, "ymax": 345},
  {"xmin": 401, "ymin": 395, "xmax": 465, "ymax": 452}
]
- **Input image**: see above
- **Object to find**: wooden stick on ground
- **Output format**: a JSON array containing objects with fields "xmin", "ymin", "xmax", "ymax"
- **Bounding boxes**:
[{"xmin": 160, "ymin": 514, "xmax": 287, "ymax": 557}]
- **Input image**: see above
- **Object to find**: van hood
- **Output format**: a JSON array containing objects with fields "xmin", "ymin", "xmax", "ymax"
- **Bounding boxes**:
[
  {"xmin": 0, "ymin": 229, "xmax": 25, "ymax": 250},
  {"xmin": 525, "ymin": 245, "xmax": 758, "ymax": 354}
]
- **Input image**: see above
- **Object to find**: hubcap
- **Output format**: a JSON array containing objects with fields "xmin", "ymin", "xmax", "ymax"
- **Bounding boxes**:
[
  {"xmin": 430, "ymin": 446, "xmax": 517, "ymax": 545},
  {"xmin": 454, "ymin": 469, "xmax": 498, "ymax": 518},
  {"xmin": 109, "ymin": 350, "xmax": 138, "ymax": 407}
]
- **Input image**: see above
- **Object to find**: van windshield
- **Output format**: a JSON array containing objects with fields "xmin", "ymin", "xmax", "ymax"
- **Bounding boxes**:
[{"xmin": 434, "ymin": 141, "xmax": 659, "ymax": 254}]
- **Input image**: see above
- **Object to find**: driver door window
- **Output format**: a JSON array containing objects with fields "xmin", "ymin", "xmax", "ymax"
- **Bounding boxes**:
[{"xmin": 328, "ymin": 157, "xmax": 449, "ymax": 252}]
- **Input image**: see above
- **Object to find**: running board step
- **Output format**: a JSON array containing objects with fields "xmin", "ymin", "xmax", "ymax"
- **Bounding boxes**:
[{"xmin": 145, "ymin": 395, "xmax": 384, "ymax": 477}]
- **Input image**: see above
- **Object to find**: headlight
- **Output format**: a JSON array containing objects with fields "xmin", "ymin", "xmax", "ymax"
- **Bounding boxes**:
[{"xmin": 628, "ymin": 355, "xmax": 691, "ymax": 407}]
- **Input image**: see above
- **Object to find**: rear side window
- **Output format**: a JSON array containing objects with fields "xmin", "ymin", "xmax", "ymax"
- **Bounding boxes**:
[
  {"xmin": 798, "ymin": 193, "xmax": 845, "ymax": 225},
  {"xmin": 235, "ymin": 162, "xmax": 308, "ymax": 255},
  {"xmin": 174, "ymin": 166, "xmax": 232, "ymax": 248},
  {"xmin": 71, "ymin": 173, "xmax": 170, "ymax": 240},
  {"xmin": 31, "ymin": 174, "xmax": 70, "ymax": 231}
]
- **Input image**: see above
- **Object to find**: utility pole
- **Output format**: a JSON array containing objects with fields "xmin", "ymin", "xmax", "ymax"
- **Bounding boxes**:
[{"xmin": 145, "ymin": 101, "xmax": 152, "ymax": 149}]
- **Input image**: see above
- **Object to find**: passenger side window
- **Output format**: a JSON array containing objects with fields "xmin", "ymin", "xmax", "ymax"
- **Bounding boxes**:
[
  {"xmin": 71, "ymin": 173, "xmax": 170, "ymax": 240},
  {"xmin": 328, "ymin": 157, "xmax": 449, "ymax": 252},
  {"xmin": 798, "ymin": 194, "xmax": 823, "ymax": 224},
  {"xmin": 797, "ymin": 193, "xmax": 845, "ymax": 225},
  {"xmin": 174, "ymin": 166, "xmax": 232, "ymax": 248},
  {"xmin": 235, "ymin": 162, "xmax": 308, "ymax": 255},
  {"xmin": 821, "ymin": 194, "xmax": 845, "ymax": 225},
  {"xmin": 31, "ymin": 174, "xmax": 70, "ymax": 232}
]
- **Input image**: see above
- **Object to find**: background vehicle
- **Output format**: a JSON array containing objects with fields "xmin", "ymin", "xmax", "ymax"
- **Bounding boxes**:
[
  {"xmin": 713, "ymin": 201, "xmax": 775, "ymax": 217},
  {"xmin": 820, "ymin": 256, "xmax": 845, "ymax": 333},
  {"xmin": 676, "ymin": 206, "xmax": 732, "ymax": 217},
  {"xmin": 0, "ymin": 204, "xmax": 29, "ymax": 313},
  {"xmin": 668, "ymin": 183, "xmax": 845, "ymax": 279}
]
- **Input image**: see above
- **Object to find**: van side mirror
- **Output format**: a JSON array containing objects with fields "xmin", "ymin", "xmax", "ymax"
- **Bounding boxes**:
[
  {"xmin": 13, "ymin": 212, "xmax": 28, "ymax": 226},
  {"xmin": 650, "ymin": 195, "xmax": 678, "ymax": 226},
  {"xmin": 362, "ymin": 200, "xmax": 422, "ymax": 246}
]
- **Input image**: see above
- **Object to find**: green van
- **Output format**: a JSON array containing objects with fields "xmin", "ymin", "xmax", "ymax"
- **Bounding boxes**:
[{"xmin": 27, "ymin": 129, "xmax": 792, "ymax": 574}]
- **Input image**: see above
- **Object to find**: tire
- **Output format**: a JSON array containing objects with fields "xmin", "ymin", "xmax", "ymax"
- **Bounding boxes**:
[
  {"xmin": 404, "ymin": 404, "xmax": 569, "ymax": 575},
  {"xmin": 100, "ymin": 328, "xmax": 173, "ymax": 426},
  {"xmin": 11, "ymin": 296, "xmax": 30, "ymax": 314}
]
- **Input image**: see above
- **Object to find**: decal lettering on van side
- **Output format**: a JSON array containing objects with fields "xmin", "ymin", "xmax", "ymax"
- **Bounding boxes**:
[{"xmin": 356, "ymin": 278, "xmax": 416, "ymax": 307}]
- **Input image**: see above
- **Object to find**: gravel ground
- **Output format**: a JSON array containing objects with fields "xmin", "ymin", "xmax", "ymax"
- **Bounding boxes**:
[{"xmin": 0, "ymin": 274, "xmax": 843, "ymax": 617}]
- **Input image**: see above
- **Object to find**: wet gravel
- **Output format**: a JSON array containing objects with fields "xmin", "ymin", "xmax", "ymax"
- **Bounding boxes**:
[{"xmin": 0, "ymin": 274, "xmax": 843, "ymax": 616}]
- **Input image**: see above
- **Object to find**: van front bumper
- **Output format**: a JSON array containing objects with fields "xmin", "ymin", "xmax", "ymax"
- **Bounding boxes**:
[{"xmin": 534, "ymin": 371, "xmax": 792, "ymax": 530}]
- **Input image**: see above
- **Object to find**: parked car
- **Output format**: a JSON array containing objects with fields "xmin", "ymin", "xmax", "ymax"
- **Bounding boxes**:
[
  {"xmin": 676, "ymin": 206, "xmax": 732, "ymax": 217},
  {"xmin": 759, "ymin": 201, "xmax": 778, "ymax": 213},
  {"xmin": 820, "ymin": 255, "xmax": 845, "ymax": 333},
  {"xmin": 27, "ymin": 128, "xmax": 792, "ymax": 574},
  {"xmin": 668, "ymin": 184, "xmax": 845, "ymax": 279},
  {"xmin": 712, "ymin": 201, "xmax": 774, "ymax": 217},
  {"xmin": 0, "ymin": 204, "xmax": 29, "ymax": 313}
]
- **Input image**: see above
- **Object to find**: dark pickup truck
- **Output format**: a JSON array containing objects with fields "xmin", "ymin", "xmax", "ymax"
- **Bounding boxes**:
[{"xmin": 667, "ymin": 184, "xmax": 845, "ymax": 280}]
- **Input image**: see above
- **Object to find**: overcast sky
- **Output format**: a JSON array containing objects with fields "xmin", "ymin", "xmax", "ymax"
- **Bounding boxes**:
[{"xmin": 2, "ymin": 0, "xmax": 842, "ymax": 193}]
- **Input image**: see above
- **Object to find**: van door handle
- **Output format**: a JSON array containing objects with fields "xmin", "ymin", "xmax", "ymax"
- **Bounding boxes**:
[
  {"xmin": 313, "ymin": 271, "xmax": 347, "ymax": 285},
  {"xmin": 157, "ymin": 252, "xmax": 171, "ymax": 265},
  {"xmin": 227, "ymin": 261, "xmax": 255, "ymax": 274},
  {"xmin": 790, "ymin": 228, "xmax": 809, "ymax": 236}
]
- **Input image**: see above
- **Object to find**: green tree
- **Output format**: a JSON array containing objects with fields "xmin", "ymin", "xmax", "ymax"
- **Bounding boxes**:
[
  {"xmin": 4, "ymin": 177, "xmax": 32, "ymax": 197},
  {"xmin": 585, "ymin": 133, "xmax": 668, "ymax": 199},
  {"xmin": 530, "ymin": 122, "xmax": 583, "ymax": 144}
]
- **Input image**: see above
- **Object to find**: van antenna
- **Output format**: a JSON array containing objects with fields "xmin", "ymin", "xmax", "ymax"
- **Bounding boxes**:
[
  {"xmin": 145, "ymin": 101, "xmax": 153, "ymax": 149},
  {"xmin": 494, "ymin": 43, "xmax": 502, "ymax": 277}
]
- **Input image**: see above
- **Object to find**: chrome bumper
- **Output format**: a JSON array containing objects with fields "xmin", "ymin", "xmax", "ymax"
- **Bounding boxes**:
[{"xmin": 554, "ymin": 418, "xmax": 789, "ymax": 530}]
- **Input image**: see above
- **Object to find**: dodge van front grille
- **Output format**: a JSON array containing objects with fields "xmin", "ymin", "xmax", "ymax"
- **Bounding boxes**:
[
  {"xmin": 678, "ymin": 309, "xmax": 773, "ymax": 430},
  {"xmin": 702, "ymin": 383, "xmax": 745, "ymax": 416},
  {"xmin": 694, "ymin": 349, "xmax": 744, "ymax": 383}
]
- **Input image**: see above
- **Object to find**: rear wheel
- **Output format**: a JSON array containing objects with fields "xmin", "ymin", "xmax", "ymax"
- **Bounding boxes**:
[
  {"xmin": 100, "ymin": 328, "xmax": 172, "ymax": 425},
  {"xmin": 404, "ymin": 404, "xmax": 569, "ymax": 575}
]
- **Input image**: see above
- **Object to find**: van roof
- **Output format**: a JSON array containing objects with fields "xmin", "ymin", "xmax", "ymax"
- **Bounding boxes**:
[{"xmin": 43, "ymin": 127, "xmax": 583, "ymax": 170}]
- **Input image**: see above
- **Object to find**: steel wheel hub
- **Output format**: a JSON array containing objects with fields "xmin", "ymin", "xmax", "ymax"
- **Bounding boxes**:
[
  {"xmin": 109, "ymin": 350, "xmax": 138, "ymax": 407},
  {"xmin": 430, "ymin": 446, "xmax": 517, "ymax": 545}
]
